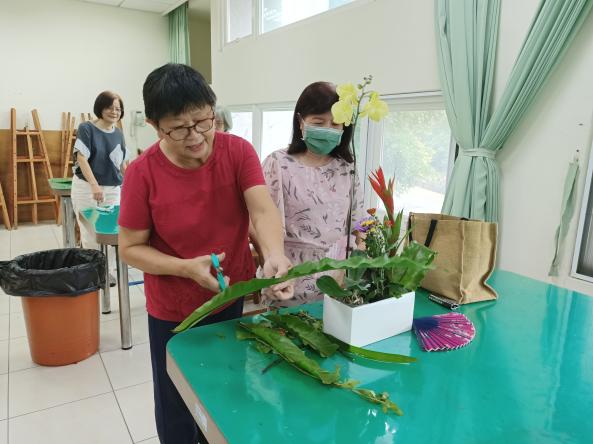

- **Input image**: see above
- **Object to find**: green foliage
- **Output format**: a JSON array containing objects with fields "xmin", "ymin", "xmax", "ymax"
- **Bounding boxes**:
[
  {"xmin": 238, "ymin": 322, "xmax": 341, "ymax": 385},
  {"xmin": 317, "ymin": 241, "xmax": 436, "ymax": 305},
  {"xmin": 265, "ymin": 313, "xmax": 339, "ymax": 358},
  {"xmin": 175, "ymin": 254, "xmax": 430, "ymax": 333},
  {"xmin": 316, "ymin": 276, "xmax": 352, "ymax": 300},
  {"xmin": 237, "ymin": 320, "xmax": 404, "ymax": 415},
  {"xmin": 288, "ymin": 311, "xmax": 417, "ymax": 364}
]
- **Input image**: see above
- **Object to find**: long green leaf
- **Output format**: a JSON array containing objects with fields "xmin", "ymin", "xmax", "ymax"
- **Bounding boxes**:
[
  {"xmin": 289, "ymin": 311, "xmax": 417, "ymax": 364},
  {"xmin": 238, "ymin": 321, "xmax": 404, "ymax": 415},
  {"xmin": 265, "ymin": 313, "xmax": 339, "ymax": 357},
  {"xmin": 238, "ymin": 322, "xmax": 340, "ymax": 385},
  {"xmin": 338, "ymin": 340, "xmax": 416, "ymax": 363},
  {"xmin": 174, "ymin": 253, "xmax": 433, "ymax": 332}
]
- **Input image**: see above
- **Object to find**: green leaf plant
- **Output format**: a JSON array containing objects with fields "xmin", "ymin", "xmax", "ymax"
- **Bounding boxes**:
[
  {"xmin": 237, "ymin": 319, "xmax": 403, "ymax": 415},
  {"xmin": 174, "ymin": 251, "xmax": 434, "ymax": 333}
]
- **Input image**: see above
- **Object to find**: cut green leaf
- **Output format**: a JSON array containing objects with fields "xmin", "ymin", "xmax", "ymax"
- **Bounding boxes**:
[
  {"xmin": 238, "ymin": 322, "xmax": 340, "ymax": 385},
  {"xmin": 265, "ymin": 313, "xmax": 339, "ymax": 357},
  {"xmin": 175, "ymin": 253, "xmax": 433, "ymax": 333}
]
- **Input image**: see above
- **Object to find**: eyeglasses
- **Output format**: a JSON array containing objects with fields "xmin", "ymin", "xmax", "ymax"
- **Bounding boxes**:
[{"xmin": 161, "ymin": 115, "xmax": 215, "ymax": 141}]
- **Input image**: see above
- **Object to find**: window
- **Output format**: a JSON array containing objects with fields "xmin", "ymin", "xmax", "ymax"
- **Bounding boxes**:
[
  {"xmin": 229, "ymin": 111, "xmax": 253, "ymax": 144},
  {"xmin": 572, "ymin": 141, "xmax": 593, "ymax": 283},
  {"xmin": 225, "ymin": 95, "xmax": 453, "ymax": 213},
  {"xmin": 372, "ymin": 95, "xmax": 453, "ymax": 215},
  {"xmin": 226, "ymin": 0, "xmax": 358, "ymax": 43},
  {"xmin": 227, "ymin": 0, "xmax": 253, "ymax": 42},
  {"xmin": 261, "ymin": 110, "xmax": 293, "ymax": 161},
  {"xmin": 262, "ymin": 0, "xmax": 355, "ymax": 33}
]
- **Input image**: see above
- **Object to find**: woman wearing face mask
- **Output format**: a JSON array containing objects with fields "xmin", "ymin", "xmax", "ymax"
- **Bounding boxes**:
[{"xmin": 259, "ymin": 81, "xmax": 364, "ymax": 306}]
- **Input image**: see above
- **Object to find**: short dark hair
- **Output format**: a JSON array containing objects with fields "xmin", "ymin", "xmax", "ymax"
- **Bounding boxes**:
[
  {"xmin": 287, "ymin": 81, "xmax": 354, "ymax": 163},
  {"xmin": 143, "ymin": 63, "xmax": 216, "ymax": 122},
  {"xmin": 94, "ymin": 91, "xmax": 124, "ymax": 120}
]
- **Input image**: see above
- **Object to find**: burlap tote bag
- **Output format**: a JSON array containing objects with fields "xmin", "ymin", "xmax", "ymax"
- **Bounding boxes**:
[{"xmin": 408, "ymin": 213, "xmax": 497, "ymax": 304}]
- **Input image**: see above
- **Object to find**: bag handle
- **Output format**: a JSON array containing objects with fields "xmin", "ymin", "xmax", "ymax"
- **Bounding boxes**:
[{"xmin": 408, "ymin": 215, "xmax": 438, "ymax": 247}]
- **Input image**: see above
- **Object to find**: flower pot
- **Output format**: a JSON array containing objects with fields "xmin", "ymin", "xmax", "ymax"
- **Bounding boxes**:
[{"xmin": 322, "ymin": 291, "xmax": 415, "ymax": 347}]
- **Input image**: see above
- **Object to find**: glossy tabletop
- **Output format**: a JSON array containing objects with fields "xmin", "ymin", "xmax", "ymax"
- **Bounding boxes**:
[
  {"xmin": 167, "ymin": 270, "xmax": 593, "ymax": 444},
  {"xmin": 80, "ymin": 205, "xmax": 119, "ymax": 245},
  {"xmin": 48, "ymin": 177, "xmax": 72, "ymax": 197},
  {"xmin": 79, "ymin": 204, "xmax": 133, "ymax": 348}
]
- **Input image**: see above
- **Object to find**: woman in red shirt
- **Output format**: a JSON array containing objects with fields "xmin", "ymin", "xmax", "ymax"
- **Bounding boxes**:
[{"xmin": 118, "ymin": 64, "xmax": 293, "ymax": 444}]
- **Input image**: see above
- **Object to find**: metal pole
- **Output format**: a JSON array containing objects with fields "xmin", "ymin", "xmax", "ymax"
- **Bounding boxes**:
[
  {"xmin": 101, "ymin": 244, "xmax": 111, "ymax": 314},
  {"xmin": 115, "ymin": 245, "xmax": 132, "ymax": 350},
  {"xmin": 61, "ymin": 196, "xmax": 76, "ymax": 248}
]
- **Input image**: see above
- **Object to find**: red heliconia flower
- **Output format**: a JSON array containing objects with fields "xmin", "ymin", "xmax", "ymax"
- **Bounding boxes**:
[
  {"xmin": 384, "ymin": 220, "xmax": 393, "ymax": 227},
  {"xmin": 369, "ymin": 167, "xmax": 395, "ymax": 221},
  {"xmin": 367, "ymin": 208, "xmax": 376, "ymax": 216}
]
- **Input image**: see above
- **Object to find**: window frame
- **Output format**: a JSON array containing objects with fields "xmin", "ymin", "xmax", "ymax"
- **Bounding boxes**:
[
  {"xmin": 363, "ymin": 91, "xmax": 456, "ymax": 212},
  {"xmin": 223, "ymin": 0, "xmax": 372, "ymax": 48},
  {"xmin": 227, "ymin": 92, "xmax": 456, "ymax": 214},
  {"xmin": 228, "ymin": 102, "xmax": 295, "ymax": 158},
  {"xmin": 571, "ymin": 140, "xmax": 593, "ymax": 283}
]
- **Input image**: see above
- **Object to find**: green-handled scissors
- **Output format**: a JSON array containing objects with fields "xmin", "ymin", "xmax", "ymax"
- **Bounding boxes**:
[{"xmin": 210, "ymin": 253, "xmax": 227, "ymax": 291}]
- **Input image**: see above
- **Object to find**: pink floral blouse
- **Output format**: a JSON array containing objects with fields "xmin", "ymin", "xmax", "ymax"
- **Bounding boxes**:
[{"xmin": 262, "ymin": 148, "xmax": 364, "ymax": 306}]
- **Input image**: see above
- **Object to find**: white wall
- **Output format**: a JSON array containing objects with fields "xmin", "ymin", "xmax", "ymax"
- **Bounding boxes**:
[
  {"xmin": 496, "ymin": 2, "xmax": 593, "ymax": 295},
  {"xmin": 210, "ymin": 0, "xmax": 593, "ymax": 296},
  {"xmin": 210, "ymin": 0, "xmax": 440, "ymax": 105},
  {"xmin": 0, "ymin": 0, "xmax": 169, "ymax": 152}
]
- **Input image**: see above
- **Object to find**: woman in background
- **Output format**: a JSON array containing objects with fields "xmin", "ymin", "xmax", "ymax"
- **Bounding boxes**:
[
  {"xmin": 215, "ymin": 107, "xmax": 233, "ymax": 132},
  {"xmin": 71, "ymin": 91, "xmax": 128, "ymax": 283},
  {"xmin": 258, "ymin": 81, "xmax": 364, "ymax": 306}
]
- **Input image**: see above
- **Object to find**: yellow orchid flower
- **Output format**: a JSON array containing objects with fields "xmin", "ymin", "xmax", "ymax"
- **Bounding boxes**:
[
  {"xmin": 331, "ymin": 99, "xmax": 354, "ymax": 126},
  {"xmin": 360, "ymin": 92, "xmax": 389, "ymax": 122},
  {"xmin": 336, "ymin": 83, "xmax": 358, "ymax": 105}
]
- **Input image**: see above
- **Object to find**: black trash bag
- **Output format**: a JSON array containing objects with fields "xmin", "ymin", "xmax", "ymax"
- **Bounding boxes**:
[{"xmin": 0, "ymin": 248, "xmax": 106, "ymax": 297}]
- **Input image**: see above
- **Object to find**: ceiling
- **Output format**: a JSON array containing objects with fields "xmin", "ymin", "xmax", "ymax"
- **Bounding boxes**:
[{"xmin": 78, "ymin": 0, "xmax": 191, "ymax": 16}]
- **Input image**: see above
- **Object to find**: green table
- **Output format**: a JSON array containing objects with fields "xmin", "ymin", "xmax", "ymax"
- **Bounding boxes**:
[
  {"xmin": 80, "ymin": 205, "xmax": 132, "ymax": 349},
  {"xmin": 48, "ymin": 178, "xmax": 74, "ymax": 247},
  {"xmin": 166, "ymin": 270, "xmax": 593, "ymax": 444}
]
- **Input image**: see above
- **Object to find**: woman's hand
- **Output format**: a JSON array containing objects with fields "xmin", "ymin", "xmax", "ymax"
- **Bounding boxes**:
[
  {"xmin": 91, "ymin": 183, "xmax": 105, "ymax": 203},
  {"xmin": 182, "ymin": 253, "xmax": 229, "ymax": 293},
  {"xmin": 262, "ymin": 254, "xmax": 294, "ymax": 300}
]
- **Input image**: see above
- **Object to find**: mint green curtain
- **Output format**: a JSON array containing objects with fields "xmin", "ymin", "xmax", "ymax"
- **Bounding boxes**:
[
  {"xmin": 169, "ymin": 2, "xmax": 190, "ymax": 64},
  {"xmin": 549, "ymin": 158, "xmax": 580, "ymax": 276},
  {"xmin": 436, "ymin": 0, "xmax": 593, "ymax": 222}
]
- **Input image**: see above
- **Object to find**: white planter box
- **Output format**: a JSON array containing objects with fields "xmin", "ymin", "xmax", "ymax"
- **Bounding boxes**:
[{"xmin": 322, "ymin": 291, "xmax": 415, "ymax": 347}]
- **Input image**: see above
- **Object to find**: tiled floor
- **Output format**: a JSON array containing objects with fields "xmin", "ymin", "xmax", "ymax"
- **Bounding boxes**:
[{"xmin": 0, "ymin": 223, "xmax": 157, "ymax": 444}]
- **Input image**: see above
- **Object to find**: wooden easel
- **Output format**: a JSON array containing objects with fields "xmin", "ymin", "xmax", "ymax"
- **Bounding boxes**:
[
  {"xmin": 62, "ymin": 113, "xmax": 77, "ymax": 178},
  {"xmin": 0, "ymin": 183, "xmax": 11, "ymax": 230},
  {"xmin": 10, "ymin": 108, "xmax": 59, "ymax": 228}
]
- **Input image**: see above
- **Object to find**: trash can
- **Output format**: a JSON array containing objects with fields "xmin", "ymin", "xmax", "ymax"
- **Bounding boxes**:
[{"xmin": 0, "ymin": 248, "xmax": 105, "ymax": 366}]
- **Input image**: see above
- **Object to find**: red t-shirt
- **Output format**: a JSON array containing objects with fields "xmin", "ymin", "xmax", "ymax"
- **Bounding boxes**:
[{"xmin": 118, "ymin": 132, "xmax": 265, "ymax": 321}]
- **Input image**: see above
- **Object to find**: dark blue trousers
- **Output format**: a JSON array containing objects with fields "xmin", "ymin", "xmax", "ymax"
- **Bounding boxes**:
[{"xmin": 148, "ymin": 298, "xmax": 244, "ymax": 444}]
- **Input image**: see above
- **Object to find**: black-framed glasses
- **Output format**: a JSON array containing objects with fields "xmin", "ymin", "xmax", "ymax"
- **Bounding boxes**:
[{"xmin": 161, "ymin": 115, "xmax": 215, "ymax": 141}]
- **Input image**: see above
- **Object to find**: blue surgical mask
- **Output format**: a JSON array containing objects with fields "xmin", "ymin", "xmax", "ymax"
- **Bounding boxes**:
[{"xmin": 302, "ymin": 124, "xmax": 343, "ymax": 155}]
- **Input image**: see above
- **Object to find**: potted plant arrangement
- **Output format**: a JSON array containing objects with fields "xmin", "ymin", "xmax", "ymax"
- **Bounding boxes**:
[
  {"xmin": 320, "ymin": 167, "xmax": 433, "ymax": 346},
  {"xmin": 317, "ymin": 77, "xmax": 436, "ymax": 346}
]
